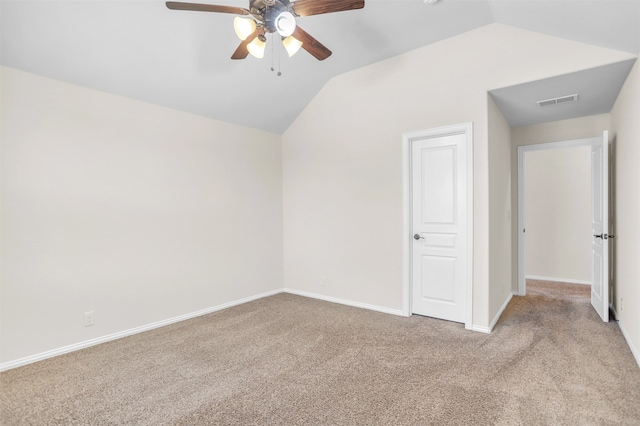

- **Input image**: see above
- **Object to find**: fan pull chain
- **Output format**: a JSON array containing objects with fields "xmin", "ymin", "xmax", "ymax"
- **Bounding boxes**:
[
  {"xmin": 269, "ymin": 33, "xmax": 282, "ymax": 76},
  {"xmin": 277, "ymin": 40, "xmax": 281, "ymax": 76},
  {"xmin": 270, "ymin": 33, "xmax": 275, "ymax": 72}
]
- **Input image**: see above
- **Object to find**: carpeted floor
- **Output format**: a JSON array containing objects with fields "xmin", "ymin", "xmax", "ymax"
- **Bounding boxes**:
[{"xmin": 2, "ymin": 281, "xmax": 639, "ymax": 425}]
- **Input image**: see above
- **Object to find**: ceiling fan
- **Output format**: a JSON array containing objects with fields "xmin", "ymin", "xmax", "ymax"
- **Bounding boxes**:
[{"xmin": 166, "ymin": 0, "xmax": 365, "ymax": 61}]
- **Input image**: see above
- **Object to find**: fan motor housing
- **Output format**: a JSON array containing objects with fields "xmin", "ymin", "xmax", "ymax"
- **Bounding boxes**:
[{"xmin": 251, "ymin": 0, "xmax": 296, "ymax": 33}]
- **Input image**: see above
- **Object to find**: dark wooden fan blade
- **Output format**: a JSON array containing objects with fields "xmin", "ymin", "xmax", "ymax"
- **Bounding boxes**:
[
  {"xmin": 166, "ymin": 2, "xmax": 250, "ymax": 15},
  {"xmin": 292, "ymin": 26, "xmax": 332, "ymax": 61},
  {"xmin": 292, "ymin": 0, "xmax": 364, "ymax": 17},
  {"xmin": 231, "ymin": 27, "xmax": 263, "ymax": 60}
]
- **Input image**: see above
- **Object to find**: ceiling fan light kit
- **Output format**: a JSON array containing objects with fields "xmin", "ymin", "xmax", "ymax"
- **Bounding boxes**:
[
  {"xmin": 247, "ymin": 34, "xmax": 267, "ymax": 58},
  {"xmin": 283, "ymin": 35, "xmax": 303, "ymax": 57},
  {"xmin": 166, "ymin": 0, "xmax": 365, "ymax": 62},
  {"xmin": 274, "ymin": 11, "xmax": 296, "ymax": 37},
  {"xmin": 233, "ymin": 16, "xmax": 257, "ymax": 40}
]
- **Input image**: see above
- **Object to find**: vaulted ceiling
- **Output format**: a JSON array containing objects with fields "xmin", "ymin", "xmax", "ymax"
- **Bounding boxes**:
[{"xmin": 2, "ymin": 0, "xmax": 639, "ymax": 134}]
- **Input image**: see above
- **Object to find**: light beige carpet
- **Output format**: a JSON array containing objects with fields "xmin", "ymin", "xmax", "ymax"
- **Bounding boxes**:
[{"xmin": 2, "ymin": 281, "xmax": 639, "ymax": 425}]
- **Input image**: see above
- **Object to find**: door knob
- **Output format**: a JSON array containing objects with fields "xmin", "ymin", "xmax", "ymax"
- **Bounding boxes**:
[
  {"xmin": 594, "ymin": 234, "xmax": 604, "ymax": 239},
  {"xmin": 414, "ymin": 234, "xmax": 424, "ymax": 240}
]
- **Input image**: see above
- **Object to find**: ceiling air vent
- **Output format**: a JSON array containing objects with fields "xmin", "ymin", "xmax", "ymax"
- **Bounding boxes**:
[{"xmin": 536, "ymin": 94, "xmax": 579, "ymax": 107}]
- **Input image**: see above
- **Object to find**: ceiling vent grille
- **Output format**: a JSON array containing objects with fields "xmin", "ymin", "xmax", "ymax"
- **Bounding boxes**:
[{"xmin": 536, "ymin": 94, "xmax": 579, "ymax": 107}]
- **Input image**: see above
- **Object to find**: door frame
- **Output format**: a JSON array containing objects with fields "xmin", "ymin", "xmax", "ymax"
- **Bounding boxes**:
[
  {"xmin": 516, "ymin": 136, "xmax": 602, "ymax": 296},
  {"xmin": 402, "ymin": 122, "xmax": 473, "ymax": 330}
]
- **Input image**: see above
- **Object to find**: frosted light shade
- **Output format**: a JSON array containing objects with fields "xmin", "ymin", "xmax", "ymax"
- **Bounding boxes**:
[
  {"xmin": 274, "ymin": 11, "xmax": 296, "ymax": 37},
  {"xmin": 282, "ymin": 36, "xmax": 302, "ymax": 57},
  {"xmin": 233, "ymin": 17, "xmax": 256, "ymax": 40},
  {"xmin": 247, "ymin": 36, "xmax": 266, "ymax": 59}
]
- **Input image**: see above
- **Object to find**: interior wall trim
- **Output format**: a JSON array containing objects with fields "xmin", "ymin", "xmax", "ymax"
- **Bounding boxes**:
[
  {"xmin": 618, "ymin": 318, "xmax": 640, "ymax": 368},
  {"xmin": 472, "ymin": 292, "xmax": 513, "ymax": 334},
  {"xmin": 611, "ymin": 303, "xmax": 619, "ymax": 321},
  {"xmin": 0, "ymin": 288, "xmax": 404, "ymax": 372},
  {"xmin": 517, "ymin": 135, "xmax": 603, "ymax": 296},
  {"xmin": 2, "ymin": 286, "xmax": 635, "ymax": 372},
  {"xmin": 0, "ymin": 289, "xmax": 284, "ymax": 372},
  {"xmin": 525, "ymin": 275, "xmax": 592, "ymax": 286},
  {"xmin": 489, "ymin": 292, "xmax": 513, "ymax": 332},
  {"xmin": 283, "ymin": 288, "xmax": 405, "ymax": 317},
  {"xmin": 470, "ymin": 325, "xmax": 491, "ymax": 334},
  {"xmin": 401, "ymin": 122, "xmax": 474, "ymax": 329}
]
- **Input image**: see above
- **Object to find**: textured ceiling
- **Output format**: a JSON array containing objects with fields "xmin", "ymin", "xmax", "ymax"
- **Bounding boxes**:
[{"xmin": 2, "ymin": 0, "xmax": 639, "ymax": 134}]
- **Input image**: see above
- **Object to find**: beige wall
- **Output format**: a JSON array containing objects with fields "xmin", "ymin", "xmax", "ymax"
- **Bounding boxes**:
[
  {"xmin": 510, "ymin": 114, "xmax": 611, "ymax": 291},
  {"xmin": 487, "ymin": 95, "xmax": 512, "ymax": 324},
  {"xmin": 3, "ymin": 25, "xmax": 638, "ymax": 368},
  {"xmin": 610, "ymin": 60, "xmax": 640, "ymax": 364},
  {"xmin": 0, "ymin": 67, "xmax": 284, "ymax": 364},
  {"xmin": 524, "ymin": 146, "xmax": 591, "ymax": 283},
  {"xmin": 282, "ymin": 23, "xmax": 633, "ymax": 329}
]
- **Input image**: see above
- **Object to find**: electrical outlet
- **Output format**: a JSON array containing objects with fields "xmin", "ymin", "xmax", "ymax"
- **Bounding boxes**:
[
  {"xmin": 620, "ymin": 298, "xmax": 624, "ymax": 312},
  {"xmin": 320, "ymin": 276, "xmax": 327, "ymax": 287},
  {"xmin": 84, "ymin": 311, "xmax": 95, "ymax": 327}
]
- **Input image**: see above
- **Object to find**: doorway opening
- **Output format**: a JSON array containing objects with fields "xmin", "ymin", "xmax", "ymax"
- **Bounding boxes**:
[
  {"xmin": 517, "ymin": 133, "xmax": 611, "ymax": 321},
  {"xmin": 522, "ymin": 144, "xmax": 591, "ymax": 286}
]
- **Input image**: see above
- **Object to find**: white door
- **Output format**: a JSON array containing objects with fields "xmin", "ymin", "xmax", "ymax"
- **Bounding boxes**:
[
  {"xmin": 411, "ymin": 132, "xmax": 469, "ymax": 323},
  {"xmin": 591, "ymin": 131, "xmax": 609, "ymax": 322}
]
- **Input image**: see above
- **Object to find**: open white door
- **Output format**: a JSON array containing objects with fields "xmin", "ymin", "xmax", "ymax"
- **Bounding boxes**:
[
  {"xmin": 591, "ymin": 131, "xmax": 609, "ymax": 322},
  {"xmin": 411, "ymin": 131, "xmax": 469, "ymax": 324}
]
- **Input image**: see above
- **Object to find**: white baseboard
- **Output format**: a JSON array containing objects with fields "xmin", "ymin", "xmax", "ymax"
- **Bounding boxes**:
[
  {"xmin": 1, "ymin": 288, "xmax": 404, "ymax": 371},
  {"xmin": 526, "ymin": 275, "xmax": 591, "ymax": 286},
  {"xmin": 470, "ymin": 292, "xmax": 514, "ymax": 335},
  {"xmin": 471, "ymin": 325, "xmax": 492, "ymax": 334},
  {"xmin": 611, "ymin": 303, "xmax": 619, "ymax": 321},
  {"xmin": 283, "ymin": 288, "xmax": 405, "ymax": 317},
  {"xmin": 617, "ymin": 318, "xmax": 640, "ymax": 368},
  {"xmin": 0, "ymin": 289, "xmax": 283, "ymax": 372},
  {"xmin": 490, "ymin": 292, "xmax": 514, "ymax": 331}
]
